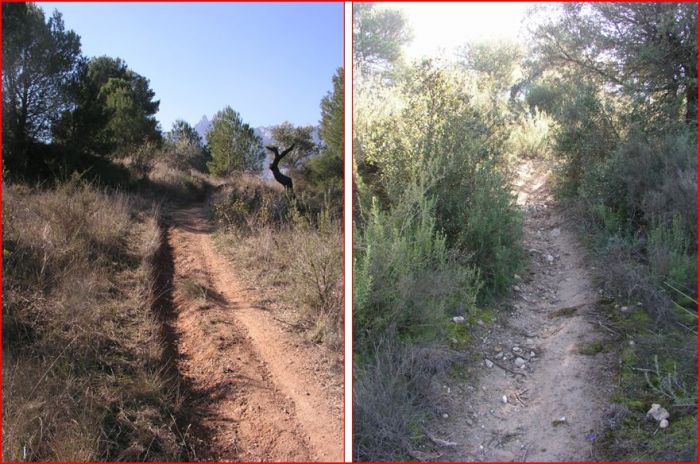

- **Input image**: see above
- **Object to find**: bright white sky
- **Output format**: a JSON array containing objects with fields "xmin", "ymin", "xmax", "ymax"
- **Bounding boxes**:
[{"xmin": 387, "ymin": 2, "xmax": 540, "ymax": 60}]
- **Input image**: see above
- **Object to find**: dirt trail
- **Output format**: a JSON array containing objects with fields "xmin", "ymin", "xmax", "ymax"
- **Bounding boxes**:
[
  {"xmin": 436, "ymin": 160, "xmax": 615, "ymax": 461},
  {"xmin": 158, "ymin": 205, "xmax": 342, "ymax": 461}
]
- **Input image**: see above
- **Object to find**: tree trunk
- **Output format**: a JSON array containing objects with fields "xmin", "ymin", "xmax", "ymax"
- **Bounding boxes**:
[{"xmin": 266, "ymin": 145, "xmax": 295, "ymax": 192}]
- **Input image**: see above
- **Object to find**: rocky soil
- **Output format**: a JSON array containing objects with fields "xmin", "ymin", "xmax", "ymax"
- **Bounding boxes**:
[{"xmin": 432, "ymin": 160, "xmax": 616, "ymax": 461}]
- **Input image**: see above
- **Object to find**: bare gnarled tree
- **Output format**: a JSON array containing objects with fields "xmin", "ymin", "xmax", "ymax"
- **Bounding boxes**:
[{"xmin": 265, "ymin": 144, "xmax": 295, "ymax": 192}]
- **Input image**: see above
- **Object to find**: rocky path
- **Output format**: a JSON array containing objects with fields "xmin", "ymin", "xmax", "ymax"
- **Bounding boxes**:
[
  {"xmin": 157, "ymin": 205, "xmax": 342, "ymax": 461},
  {"xmin": 436, "ymin": 160, "xmax": 615, "ymax": 461}
]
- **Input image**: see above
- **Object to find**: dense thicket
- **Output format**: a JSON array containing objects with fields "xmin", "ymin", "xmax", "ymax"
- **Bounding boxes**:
[
  {"xmin": 525, "ymin": 4, "xmax": 697, "ymax": 459},
  {"xmin": 353, "ymin": 6, "xmax": 524, "ymax": 460}
]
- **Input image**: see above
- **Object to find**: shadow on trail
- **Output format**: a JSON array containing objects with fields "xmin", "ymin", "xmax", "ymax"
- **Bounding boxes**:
[{"xmin": 151, "ymin": 224, "xmax": 216, "ymax": 460}]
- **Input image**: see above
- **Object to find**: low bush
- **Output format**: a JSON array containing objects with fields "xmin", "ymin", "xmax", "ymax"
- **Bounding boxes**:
[
  {"xmin": 354, "ymin": 184, "xmax": 481, "ymax": 350},
  {"xmin": 353, "ymin": 182, "xmax": 482, "ymax": 461},
  {"xmin": 209, "ymin": 173, "xmax": 290, "ymax": 231},
  {"xmin": 353, "ymin": 337, "xmax": 461, "ymax": 461},
  {"xmin": 507, "ymin": 108, "xmax": 555, "ymax": 160},
  {"xmin": 211, "ymin": 174, "xmax": 343, "ymax": 348}
]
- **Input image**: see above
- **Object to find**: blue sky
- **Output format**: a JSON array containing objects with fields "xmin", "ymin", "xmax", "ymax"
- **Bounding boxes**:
[{"xmin": 40, "ymin": 2, "xmax": 343, "ymax": 130}]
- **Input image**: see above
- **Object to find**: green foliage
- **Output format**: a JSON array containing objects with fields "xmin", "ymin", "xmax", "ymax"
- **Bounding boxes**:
[
  {"xmin": 319, "ymin": 67, "xmax": 344, "ymax": 161},
  {"xmin": 448, "ymin": 169, "xmax": 524, "ymax": 297},
  {"xmin": 507, "ymin": 108, "xmax": 555, "ymax": 160},
  {"xmin": 164, "ymin": 120, "xmax": 207, "ymax": 171},
  {"xmin": 2, "ymin": 3, "xmax": 82, "ymax": 176},
  {"xmin": 51, "ymin": 60, "xmax": 113, "ymax": 158},
  {"xmin": 532, "ymin": 3, "xmax": 697, "ymax": 125},
  {"xmin": 358, "ymin": 61, "xmax": 522, "ymax": 295},
  {"xmin": 49, "ymin": 54, "xmax": 162, "ymax": 173},
  {"xmin": 649, "ymin": 217, "xmax": 697, "ymax": 293},
  {"xmin": 458, "ymin": 40, "xmax": 524, "ymax": 93},
  {"xmin": 551, "ymin": 83, "xmax": 620, "ymax": 197},
  {"xmin": 353, "ymin": 3, "xmax": 412, "ymax": 76},
  {"xmin": 529, "ymin": 5, "xmax": 698, "ymax": 459},
  {"xmin": 304, "ymin": 67, "xmax": 344, "ymax": 204},
  {"xmin": 270, "ymin": 122, "xmax": 318, "ymax": 168},
  {"xmin": 354, "ymin": 54, "xmax": 525, "ymax": 460},
  {"xmin": 206, "ymin": 106, "xmax": 264, "ymax": 176},
  {"xmin": 353, "ymin": 184, "xmax": 481, "ymax": 353},
  {"xmin": 576, "ymin": 130, "xmax": 697, "ymax": 288},
  {"xmin": 167, "ymin": 119, "xmax": 203, "ymax": 147},
  {"xmin": 89, "ymin": 57, "xmax": 161, "ymax": 155}
]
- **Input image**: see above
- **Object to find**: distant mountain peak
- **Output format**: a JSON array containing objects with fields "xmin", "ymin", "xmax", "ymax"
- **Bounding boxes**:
[{"xmin": 194, "ymin": 115, "xmax": 211, "ymax": 140}]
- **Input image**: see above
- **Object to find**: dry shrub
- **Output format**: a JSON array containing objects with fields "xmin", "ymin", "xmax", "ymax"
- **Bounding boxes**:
[
  {"xmin": 147, "ymin": 160, "xmax": 207, "ymax": 201},
  {"xmin": 211, "ymin": 174, "xmax": 342, "ymax": 348},
  {"xmin": 284, "ymin": 212, "xmax": 343, "ymax": 347},
  {"xmin": 353, "ymin": 338, "xmax": 461, "ymax": 461},
  {"xmin": 2, "ymin": 181, "xmax": 187, "ymax": 461},
  {"xmin": 209, "ymin": 172, "xmax": 290, "ymax": 231},
  {"xmin": 215, "ymin": 215, "xmax": 343, "ymax": 349},
  {"xmin": 115, "ymin": 142, "xmax": 209, "ymax": 202}
]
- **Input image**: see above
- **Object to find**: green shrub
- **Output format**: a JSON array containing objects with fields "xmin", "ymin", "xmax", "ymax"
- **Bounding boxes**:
[
  {"xmin": 507, "ymin": 108, "xmax": 555, "ymax": 160},
  {"xmin": 434, "ymin": 163, "xmax": 523, "ymax": 297},
  {"xmin": 357, "ymin": 61, "xmax": 522, "ymax": 298},
  {"xmin": 649, "ymin": 216, "xmax": 697, "ymax": 294},
  {"xmin": 353, "ymin": 183, "xmax": 481, "ymax": 352}
]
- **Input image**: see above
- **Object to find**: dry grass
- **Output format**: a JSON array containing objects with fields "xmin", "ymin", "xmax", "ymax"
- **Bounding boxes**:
[
  {"xmin": 353, "ymin": 338, "xmax": 462, "ymax": 461},
  {"xmin": 210, "ymin": 174, "xmax": 343, "ymax": 349},
  {"xmin": 115, "ymin": 142, "xmax": 209, "ymax": 203},
  {"xmin": 2, "ymin": 181, "xmax": 187, "ymax": 461}
]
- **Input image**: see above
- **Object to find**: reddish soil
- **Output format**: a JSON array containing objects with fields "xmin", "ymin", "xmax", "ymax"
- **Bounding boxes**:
[{"xmin": 160, "ymin": 205, "xmax": 342, "ymax": 461}]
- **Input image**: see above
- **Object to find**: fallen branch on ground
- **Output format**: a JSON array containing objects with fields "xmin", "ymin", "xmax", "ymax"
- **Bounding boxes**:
[
  {"xmin": 422, "ymin": 427, "xmax": 458, "ymax": 448},
  {"xmin": 485, "ymin": 358, "xmax": 527, "ymax": 376}
]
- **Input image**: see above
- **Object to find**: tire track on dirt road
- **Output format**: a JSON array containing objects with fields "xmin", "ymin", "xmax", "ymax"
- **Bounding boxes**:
[{"xmin": 158, "ymin": 205, "xmax": 342, "ymax": 461}]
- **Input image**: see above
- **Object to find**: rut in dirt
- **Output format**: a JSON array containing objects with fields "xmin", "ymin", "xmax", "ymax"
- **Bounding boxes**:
[
  {"xmin": 151, "ymin": 203, "xmax": 342, "ymax": 462},
  {"xmin": 435, "ymin": 160, "xmax": 615, "ymax": 461}
]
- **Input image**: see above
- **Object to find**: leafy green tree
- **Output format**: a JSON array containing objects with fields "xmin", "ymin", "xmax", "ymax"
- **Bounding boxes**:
[
  {"xmin": 206, "ymin": 106, "xmax": 264, "ymax": 176},
  {"xmin": 53, "ymin": 55, "xmax": 161, "ymax": 157},
  {"xmin": 270, "ymin": 122, "xmax": 318, "ymax": 168},
  {"xmin": 166, "ymin": 119, "xmax": 202, "ymax": 147},
  {"xmin": 532, "ymin": 3, "xmax": 697, "ymax": 125},
  {"xmin": 306, "ymin": 67, "xmax": 344, "ymax": 194},
  {"xmin": 89, "ymin": 56, "xmax": 161, "ymax": 153},
  {"xmin": 353, "ymin": 3, "xmax": 412, "ymax": 76},
  {"xmin": 2, "ymin": 3, "xmax": 82, "ymax": 174}
]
